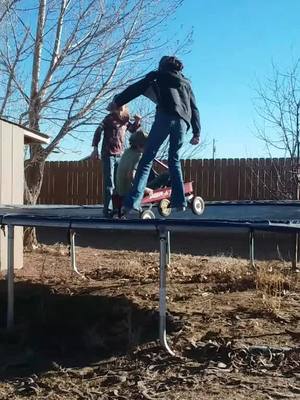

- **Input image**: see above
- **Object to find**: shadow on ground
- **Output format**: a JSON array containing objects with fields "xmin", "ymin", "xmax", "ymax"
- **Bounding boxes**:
[{"xmin": 0, "ymin": 280, "xmax": 173, "ymax": 379}]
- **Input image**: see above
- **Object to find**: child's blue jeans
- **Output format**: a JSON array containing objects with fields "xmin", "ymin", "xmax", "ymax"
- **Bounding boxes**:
[
  {"xmin": 124, "ymin": 112, "xmax": 187, "ymax": 211},
  {"xmin": 102, "ymin": 154, "xmax": 120, "ymax": 216}
]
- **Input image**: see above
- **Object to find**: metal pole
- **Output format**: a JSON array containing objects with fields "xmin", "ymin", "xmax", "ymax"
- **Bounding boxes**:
[
  {"xmin": 159, "ymin": 228, "xmax": 175, "ymax": 356},
  {"xmin": 212, "ymin": 138, "xmax": 216, "ymax": 160},
  {"xmin": 7, "ymin": 225, "xmax": 14, "ymax": 329},
  {"xmin": 69, "ymin": 229, "xmax": 85, "ymax": 278},
  {"xmin": 292, "ymin": 232, "xmax": 299, "ymax": 271},
  {"xmin": 293, "ymin": 161, "xmax": 300, "ymax": 270},
  {"xmin": 249, "ymin": 229, "xmax": 255, "ymax": 269},
  {"xmin": 166, "ymin": 230, "xmax": 171, "ymax": 265}
]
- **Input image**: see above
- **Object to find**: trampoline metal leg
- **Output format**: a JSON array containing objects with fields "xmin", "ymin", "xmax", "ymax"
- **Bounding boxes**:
[
  {"xmin": 69, "ymin": 230, "xmax": 85, "ymax": 278},
  {"xmin": 159, "ymin": 229, "xmax": 175, "ymax": 356},
  {"xmin": 249, "ymin": 230, "xmax": 255, "ymax": 269},
  {"xmin": 292, "ymin": 232, "xmax": 299, "ymax": 271},
  {"xmin": 166, "ymin": 231, "xmax": 171, "ymax": 265},
  {"xmin": 7, "ymin": 225, "xmax": 14, "ymax": 329}
]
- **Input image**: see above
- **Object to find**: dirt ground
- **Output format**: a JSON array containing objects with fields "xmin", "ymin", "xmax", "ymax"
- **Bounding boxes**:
[{"xmin": 0, "ymin": 245, "xmax": 299, "ymax": 399}]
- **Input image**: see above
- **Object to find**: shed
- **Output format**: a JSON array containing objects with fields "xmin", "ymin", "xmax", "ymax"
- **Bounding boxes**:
[{"xmin": 0, "ymin": 118, "xmax": 50, "ymax": 270}]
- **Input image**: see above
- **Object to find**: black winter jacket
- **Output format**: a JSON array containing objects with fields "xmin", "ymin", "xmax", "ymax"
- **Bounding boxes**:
[{"xmin": 114, "ymin": 71, "xmax": 201, "ymax": 137}]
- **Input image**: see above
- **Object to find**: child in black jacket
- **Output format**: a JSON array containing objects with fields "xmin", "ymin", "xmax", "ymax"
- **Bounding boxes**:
[{"xmin": 109, "ymin": 56, "xmax": 201, "ymax": 214}]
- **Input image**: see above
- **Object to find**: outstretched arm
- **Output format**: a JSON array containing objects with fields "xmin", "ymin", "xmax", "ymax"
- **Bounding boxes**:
[
  {"xmin": 190, "ymin": 87, "xmax": 201, "ymax": 142},
  {"xmin": 91, "ymin": 122, "xmax": 104, "ymax": 158},
  {"xmin": 113, "ymin": 72, "xmax": 158, "ymax": 108}
]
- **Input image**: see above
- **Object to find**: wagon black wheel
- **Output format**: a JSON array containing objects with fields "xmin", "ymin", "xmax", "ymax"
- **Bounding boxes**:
[
  {"xmin": 140, "ymin": 209, "xmax": 156, "ymax": 219},
  {"xmin": 192, "ymin": 196, "xmax": 205, "ymax": 215},
  {"xmin": 158, "ymin": 199, "xmax": 172, "ymax": 217}
]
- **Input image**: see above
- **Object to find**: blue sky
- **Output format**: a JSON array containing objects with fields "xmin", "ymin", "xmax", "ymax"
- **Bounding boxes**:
[
  {"xmin": 51, "ymin": 0, "xmax": 300, "ymax": 160},
  {"xmin": 177, "ymin": 0, "xmax": 300, "ymax": 158}
]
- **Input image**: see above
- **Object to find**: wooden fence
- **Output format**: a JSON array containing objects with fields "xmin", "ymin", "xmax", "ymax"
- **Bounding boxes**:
[{"xmin": 38, "ymin": 158, "xmax": 295, "ymax": 204}]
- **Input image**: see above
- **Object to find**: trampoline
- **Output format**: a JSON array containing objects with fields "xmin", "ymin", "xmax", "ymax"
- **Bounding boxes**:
[{"xmin": 1, "ymin": 204, "xmax": 300, "ymax": 355}]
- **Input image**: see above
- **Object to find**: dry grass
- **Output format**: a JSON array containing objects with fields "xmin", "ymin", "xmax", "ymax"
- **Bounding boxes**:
[
  {"xmin": 33, "ymin": 242, "xmax": 70, "ymax": 256},
  {"xmin": 1, "ymin": 246, "xmax": 299, "ymax": 400},
  {"xmin": 255, "ymin": 263, "xmax": 293, "ymax": 314}
]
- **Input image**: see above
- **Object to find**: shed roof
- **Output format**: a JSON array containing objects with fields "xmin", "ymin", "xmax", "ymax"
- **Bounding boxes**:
[{"xmin": 0, "ymin": 117, "xmax": 50, "ymax": 144}]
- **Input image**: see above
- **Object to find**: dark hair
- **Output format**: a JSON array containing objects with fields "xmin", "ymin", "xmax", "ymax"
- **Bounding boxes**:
[{"xmin": 158, "ymin": 56, "xmax": 184, "ymax": 72}]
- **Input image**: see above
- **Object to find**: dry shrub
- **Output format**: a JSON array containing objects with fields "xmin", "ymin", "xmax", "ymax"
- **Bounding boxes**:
[
  {"xmin": 255, "ymin": 264, "xmax": 292, "ymax": 314},
  {"xmin": 30, "ymin": 243, "xmax": 69, "ymax": 256}
]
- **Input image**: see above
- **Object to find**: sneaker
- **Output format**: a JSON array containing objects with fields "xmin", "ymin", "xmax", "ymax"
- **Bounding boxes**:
[
  {"xmin": 103, "ymin": 210, "xmax": 113, "ymax": 218},
  {"xmin": 175, "ymin": 206, "xmax": 186, "ymax": 212},
  {"xmin": 120, "ymin": 207, "xmax": 131, "ymax": 219},
  {"xmin": 168, "ymin": 205, "xmax": 186, "ymax": 212},
  {"xmin": 167, "ymin": 204, "xmax": 187, "ymax": 212}
]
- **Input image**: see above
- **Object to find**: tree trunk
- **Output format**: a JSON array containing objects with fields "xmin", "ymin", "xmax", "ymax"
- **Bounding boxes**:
[
  {"xmin": 24, "ymin": 147, "xmax": 45, "ymax": 248},
  {"xmin": 23, "ymin": 0, "xmax": 46, "ymax": 247}
]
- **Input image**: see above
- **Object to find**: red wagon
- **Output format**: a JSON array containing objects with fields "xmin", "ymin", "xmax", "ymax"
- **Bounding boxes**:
[
  {"xmin": 139, "ymin": 181, "xmax": 205, "ymax": 219},
  {"xmin": 113, "ymin": 181, "xmax": 205, "ymax": 219},
  {"xmin": 112, "ymin": 159, "xmax": 205, "ymax": 219}
]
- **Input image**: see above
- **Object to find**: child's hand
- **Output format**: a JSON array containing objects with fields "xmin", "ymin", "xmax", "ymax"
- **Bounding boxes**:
[
  {"xmin": 144, "ymin": 187, "xmax": 153, "ymax": 196},
  {"xmin": 190, "ymin": 136, "xmax": 200, "ymax": 145}
]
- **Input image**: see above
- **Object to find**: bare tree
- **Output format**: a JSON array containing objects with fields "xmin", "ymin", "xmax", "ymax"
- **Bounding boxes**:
[
  {"xmin": 0, "ymin": 0, "xmax": 188, "ymax": 246},
  {"xmin": 254, "ymin": 60, "xmax": 300, "ymax": 200},
  {"xmin": 254, "ymin": 60, "xmax": 300, "ymax": 269},
  {"xmin": 0, "ymin": 0, "xmax": 19, "ymax": 23}
]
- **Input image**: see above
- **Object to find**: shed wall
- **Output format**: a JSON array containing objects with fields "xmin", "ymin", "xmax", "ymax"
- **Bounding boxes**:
[{"xmin": 0, "ymin": 120, "xmax": 24, "ymax": 270}]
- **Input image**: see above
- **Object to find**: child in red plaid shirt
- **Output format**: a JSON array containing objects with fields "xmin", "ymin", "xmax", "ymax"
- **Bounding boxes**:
[{"xmin": 91, "ymin": 105, "xmax": 141, "ymax": 217}]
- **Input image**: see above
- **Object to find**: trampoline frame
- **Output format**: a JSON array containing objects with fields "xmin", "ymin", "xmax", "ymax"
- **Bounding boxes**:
[{"xmin": 1, "ymin": 213, "xmax": 300, "ymax": 355}]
